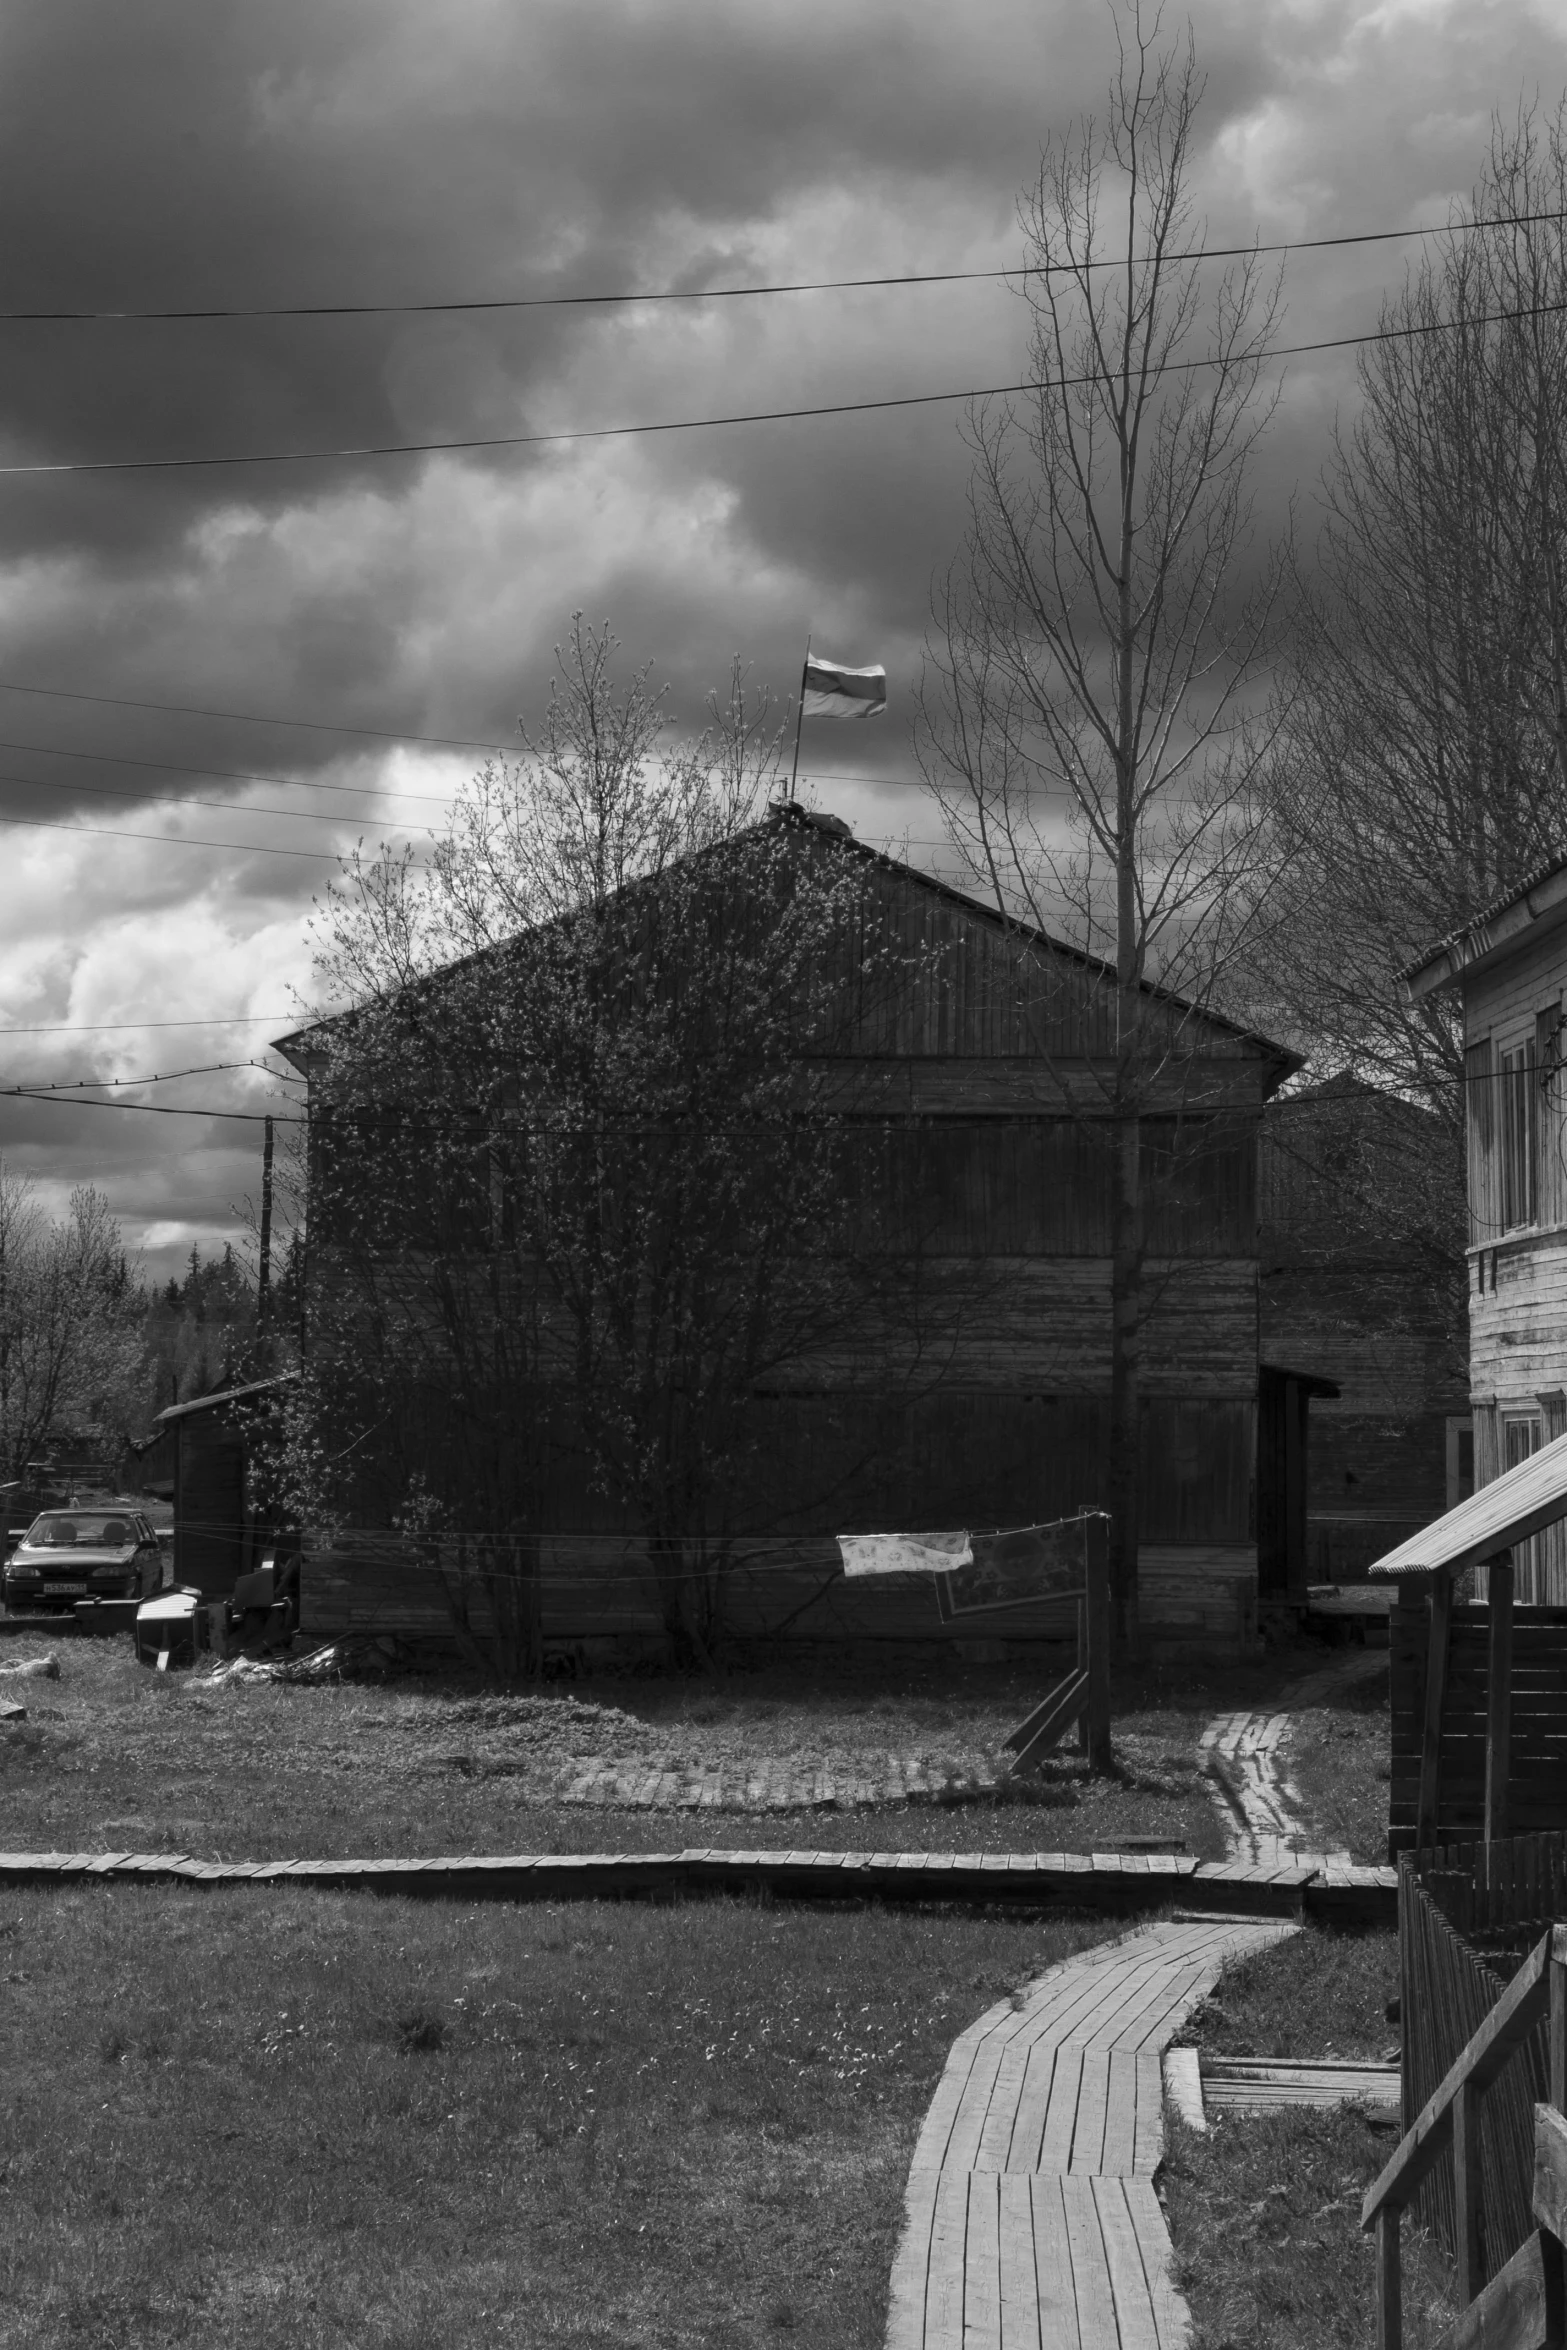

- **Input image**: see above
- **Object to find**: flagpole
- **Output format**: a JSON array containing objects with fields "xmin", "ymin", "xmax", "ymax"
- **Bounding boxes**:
[{"xmin": 788, "ymin": 632, "xmax": 811, "ymax": 802}]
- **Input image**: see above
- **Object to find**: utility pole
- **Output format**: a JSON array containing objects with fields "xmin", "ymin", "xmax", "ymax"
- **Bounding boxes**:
[{"xmin": 257, "ymin": 1114, "xmax": 274, "ymax": 1331}]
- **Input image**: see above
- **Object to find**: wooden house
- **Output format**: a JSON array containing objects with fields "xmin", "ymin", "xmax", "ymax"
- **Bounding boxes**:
[
  {"xmin": 1258, "ymin": 1081, "xmax": 1470, "ymax": 1594},
  {"xmin": 1403, "ymin": 855, "xmax": 1567, "ymax": 1597},
  {"xmin": 277, "ymin": 804, "xmax": 1306, "ymax": 1655}
]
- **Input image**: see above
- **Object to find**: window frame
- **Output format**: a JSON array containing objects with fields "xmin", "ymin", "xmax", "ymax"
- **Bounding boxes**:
[{"xmin": 1498, "ymin": 1034, "xmax": 1539, "ymax": 1231}]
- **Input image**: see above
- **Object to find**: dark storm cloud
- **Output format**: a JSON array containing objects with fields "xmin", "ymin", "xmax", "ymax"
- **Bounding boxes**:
[{"xmin": 1, "ymin": 0, "xmax": 1566, "ymax": 1276}]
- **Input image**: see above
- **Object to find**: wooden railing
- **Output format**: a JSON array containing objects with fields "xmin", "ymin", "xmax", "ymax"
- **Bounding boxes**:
[{"xmin": 1363, "ymin": 1924, "xmax": 1567, "ymax": 2349}]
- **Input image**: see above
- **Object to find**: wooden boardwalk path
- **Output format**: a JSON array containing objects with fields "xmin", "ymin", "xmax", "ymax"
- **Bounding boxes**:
[
  {"xmin": 885, "ymin": 1915, "xmax": 1296, "ymax": 2350},
  {"xmin": 0, "ymin": 1843, "xmax": 1381, "ymax": 1917},
  {"xmin": 1200, "ymin": 1650, "xmax": 1393, "ymax": 1893}
]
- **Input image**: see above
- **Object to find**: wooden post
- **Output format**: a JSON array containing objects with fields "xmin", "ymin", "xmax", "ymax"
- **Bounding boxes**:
[
  {"xmin": 1454, "ymin": 2078, "xmax": 1483, "ymax": 2304},
  {"xmin": 1076, "ymin": 1594, "xmax": 1091, "ymax": 1757},
  {"xmin": 1551, "ymin": 1944, "xmax": 1567, "ymax": 2112},
  {"xmin": 1376, "ymin": 2205, "xmax": 1402, "ymax": 2350},
  {"xmin": 1084, "ymin": 1511, "xmax": 1113, "ymax": 1772},
  {"xmin": 1485, "ymin": 1551, "xmax": 1515, "ymax": 1846},
  {"xmin": 1418, "ymin": 1571, "xmax": 1453, "ymax": 1851}
]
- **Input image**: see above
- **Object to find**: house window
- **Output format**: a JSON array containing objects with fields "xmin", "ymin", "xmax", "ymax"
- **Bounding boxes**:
[
  {"xmin": 1504, "ymin": 1412, "xmax": 1544, "ymax": 1471},
  {"xmin": 1499, "ymin": 1040, "xmax": 1537, "ymax": 1229}
]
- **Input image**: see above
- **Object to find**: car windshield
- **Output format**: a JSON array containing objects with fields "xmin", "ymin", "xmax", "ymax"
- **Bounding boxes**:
[{"xmin": 25, "ymin": 1514, "xmax": 133, "ymax": 1549}]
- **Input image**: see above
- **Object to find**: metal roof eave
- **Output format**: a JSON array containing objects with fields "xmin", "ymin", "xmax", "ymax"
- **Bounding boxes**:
[
  {"xmin": 1401, "ymin": 857, "xmax": 1567, "ymax": 1001},
  {"xmin": 150, "ymin": 1371, "xmax": 298, "ymax": 1429},
  {"xmin": 1368, "ymin": 1429, "xmax": 1567, "ymax": 1579}
]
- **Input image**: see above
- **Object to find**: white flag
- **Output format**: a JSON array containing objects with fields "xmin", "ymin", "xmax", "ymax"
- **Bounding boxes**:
[{"xmin": 802, "ymin": 655, "xmax": 887, "ymax": 719}]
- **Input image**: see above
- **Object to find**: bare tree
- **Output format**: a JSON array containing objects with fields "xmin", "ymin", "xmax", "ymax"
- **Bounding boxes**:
[
  {"xmin": 1234, "ymin": 100, "xmax": 1567, "ymax": 1356},
  {"xmin": 1251, "ymin": 103, "xmax": 1567, "ymax": 1137},
  {"xmin": 0, "ymin": 1168, "xmax": 143, "ymax": 1491},
  {"xmin": 919, "ymin": 7, "xmax": 1286, "ymax": 1646}
]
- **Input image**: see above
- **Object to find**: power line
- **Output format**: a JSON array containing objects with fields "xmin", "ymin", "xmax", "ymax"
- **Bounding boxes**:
[
  {"xmin": 0, "ymin": 762, "xmax": 443, "ymax": 835},
  {"xmin": 22, "ymin": 1060, "xmax": 299, "ymax": 1091},
  {"xmin": 0, "ymin": 793, "xmax": 967, "ymax": 867},
  {"xmin": 0, "ymin": 1016, "xmax": 297, "ymax": 1033},
  {"xmin": 0, "ymin": 727, "xmax": 938, "ymax": 800},
  {"xmin": 5, "ymin": 208, "xmax": 1563, "ymax": 322},
  {"xmin": 0, "ymin": 683, "xmax": 1026, "ymax": 795},
  {"xmin": 0, "ymin": 1088, "xmax": 300, "ymax": 1124},
  {"xmin": 0, "ymin": 732, "xmax": 471, "ymax": 808},
  {"xmin": 0, "ymin": 677, "xmax": 512, "ymax": 753},
  {"xmin": 7, "ymin": 293, "xmax": 1566, "ymax": 479},
  {"xmin": 0, "ymin": 809, "xmax": 365, "ymax": 861}
]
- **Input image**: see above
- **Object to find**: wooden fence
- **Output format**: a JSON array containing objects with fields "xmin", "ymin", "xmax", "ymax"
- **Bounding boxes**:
[
  {"xmin": 1398, "ymin": 1835, "xmax": 1567, "ymax": 2277},
  {"xmin": 1390, "ymin": 1597, "xmax": 1567, "ymax": 1852}
]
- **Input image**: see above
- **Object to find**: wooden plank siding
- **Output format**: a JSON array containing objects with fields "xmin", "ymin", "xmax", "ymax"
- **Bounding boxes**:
[
  {"xmin": 1389, "ymin": 1596, "xmax": 1567, "ymax": 1851},
  {"xmin": 1257, "ymin": 1085, "xmax": 1467, "ymax": 1589},
  {"xmin": 299, "ymin": 1531, "xmax": 1258, "ymax": 1651},
  {"xmin": 1459, "ymin": 914, "xmax": 1567, "ymax": 1602}
]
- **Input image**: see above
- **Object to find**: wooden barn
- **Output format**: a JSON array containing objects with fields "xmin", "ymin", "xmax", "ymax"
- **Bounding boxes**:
[{"xmin": 278, "ymin": 803, "xmax": 1305, "ymax": 1657}]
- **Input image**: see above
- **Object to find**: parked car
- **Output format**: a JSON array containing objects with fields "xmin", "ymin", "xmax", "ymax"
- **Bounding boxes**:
[{"xmin": 2, "ymin": 1509, "xmax": 165, "ymax": 1613}]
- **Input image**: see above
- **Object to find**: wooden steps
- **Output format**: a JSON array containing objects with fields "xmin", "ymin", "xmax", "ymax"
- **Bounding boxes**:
[
  {"xmin": 886, "ymin": 1916, "xmax": 1297, "ymax": 2347},
  {"xmin": 1198, "ymin": 2056, "xmax": 1399, "ymax": 2116}
]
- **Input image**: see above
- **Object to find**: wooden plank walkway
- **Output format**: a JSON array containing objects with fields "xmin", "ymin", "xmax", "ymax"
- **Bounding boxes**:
[
  {"xmin": 1198, "ymin": 1652, "xmax": 1396, "ymax": 1916},
  {"xmin": 885, "ymin": 1916, "xmax": 1297, "ymax": 2348},
  {"xmin": 0, "ymin": 1844, "xmax": 1354, "ymax": 1916}
]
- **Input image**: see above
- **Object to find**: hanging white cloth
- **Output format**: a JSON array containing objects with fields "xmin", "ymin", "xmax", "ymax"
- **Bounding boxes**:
[{"xmin": 836, "ymin": 1530, "xmax": 973, "ymax": 1576}]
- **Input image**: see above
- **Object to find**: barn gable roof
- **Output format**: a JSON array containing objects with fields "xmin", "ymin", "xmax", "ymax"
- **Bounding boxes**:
[{"xmin": 276, "ymin": 799, "xmax": 1297, "ymax": 1088}]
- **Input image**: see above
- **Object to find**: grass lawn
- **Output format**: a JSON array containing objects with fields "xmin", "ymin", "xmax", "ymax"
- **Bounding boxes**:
[
  {"xmin": 1167, "ymin": 1923, "xmax": 1454, "ymax": 2350},
  {"xmin": 1184, "ymin": 1924, "xmax": 1400, "ymax": 2064},
  {"xmin": 0, "ymin": 1884, "xmax": 1118, "ymax": 2350},
  {"xmin": 1284, "ymin": 1658, "xmax": 1391, "ymax": 1865},
  {"xmin": 1164, "ymin": 2107, "xmax": 1455, "ymax": 2350},
  {"xmin": 0, "ymin": 1631, "xmax": 1332, "ymax": 1864}
]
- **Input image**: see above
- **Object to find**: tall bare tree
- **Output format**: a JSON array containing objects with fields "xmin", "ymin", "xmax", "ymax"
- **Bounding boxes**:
[
  {"xmin": 919, "ymin": 7, "xmax": 1286, "ymax": 1646},
  {"xmin": 1252, "ymin": 103, "xmax": 1567, "ymax": 1135}
]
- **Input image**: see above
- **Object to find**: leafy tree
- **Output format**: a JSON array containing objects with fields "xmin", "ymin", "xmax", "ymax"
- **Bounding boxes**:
[{"xmin": 274, "ymin": 620, "xmax": 920, "ymax": 1669}]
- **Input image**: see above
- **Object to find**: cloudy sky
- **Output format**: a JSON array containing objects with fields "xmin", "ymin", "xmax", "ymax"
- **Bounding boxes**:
[{"xmin": 0, "ymin": 0, "xmax": 1561, "ymax": 1283}]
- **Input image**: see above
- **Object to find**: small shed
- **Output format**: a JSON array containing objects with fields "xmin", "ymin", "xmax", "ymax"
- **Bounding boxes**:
[
  {"xmin": 1372, "ymin": 1432, "xmax": 1567, "ymax": 1852},
  {"xmin": 135, "ymin": 1376, "xmax": 295, "ymax": 1604}
]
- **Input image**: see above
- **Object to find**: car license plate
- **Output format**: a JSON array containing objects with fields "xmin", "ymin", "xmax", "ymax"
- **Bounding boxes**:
[{"xmin": 42, "ymin": 1582, "xmax": 86, "ymax": 1596}]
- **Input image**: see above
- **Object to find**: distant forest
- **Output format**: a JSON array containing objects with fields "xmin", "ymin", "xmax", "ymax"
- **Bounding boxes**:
[{"xmin": 140, "ymin": 1236, "xmax": 302, "ymax": 1419}]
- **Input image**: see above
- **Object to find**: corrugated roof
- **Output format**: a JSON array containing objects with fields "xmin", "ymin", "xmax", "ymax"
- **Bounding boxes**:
[
  {"xmin": 1399, "ymin": 850, "xmax": 1567, "ymax": 987},
  {"xmin": 1368, "ymin": 1431, "xmax": 1567, "ymax": 1576}
]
